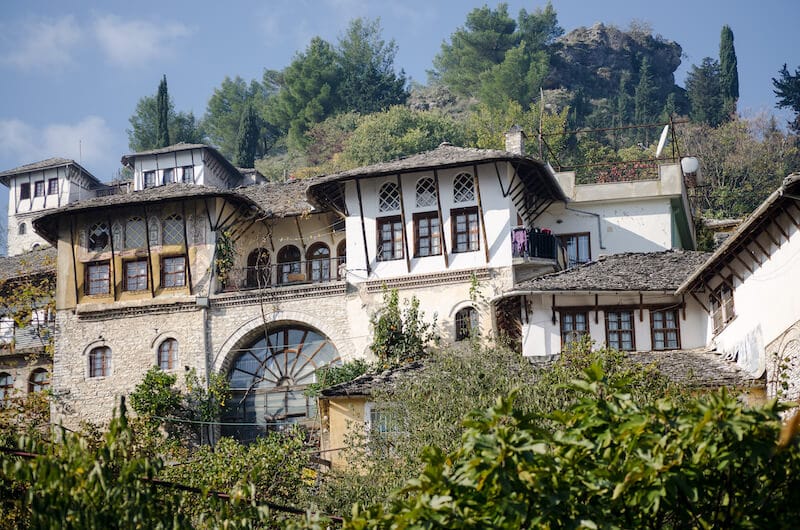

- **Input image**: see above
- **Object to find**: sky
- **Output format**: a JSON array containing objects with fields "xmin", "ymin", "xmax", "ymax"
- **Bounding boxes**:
[{"xmin": 0, "ymin": 0, "xmax": 798, "ymax": 189}]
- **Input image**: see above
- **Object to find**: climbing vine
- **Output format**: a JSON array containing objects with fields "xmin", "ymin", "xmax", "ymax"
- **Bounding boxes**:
[{"xmin": 214, "ymin": 230, "xmax": 237, "ymax": 285}]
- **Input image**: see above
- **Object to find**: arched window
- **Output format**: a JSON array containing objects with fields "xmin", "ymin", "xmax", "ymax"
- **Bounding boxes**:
[
  {"xmin": 337, "ymin": 239, "xmax": 347, "ymax": 279},
  {"xmin": 28, "ymin": 368, "xmax": 49, "ymax": 393},
  {"xmin": 162, "ymin": 214, "xmax": 183, "ymax": 245},
  {"xmin": 125, "ymin": 217, "xmax": 146, "ymax": 249},
  {"xmin": 277, "ymin": 245, "xmax": 301, "ymax": 284},
  {"xmin": 158, "ymin": 339, "xmax": 178, "ymax": 371},
  {"xmin": 307, "ymin": 243, "xmax": 330, "ymax": 283},
  {"xmin": 18, "ymin": 223, "xmax": 26, "ymax": 235},
  {"xmin": 246, "ymin": 248, "xmax": 271, "ymax": 288},
  {"xmin": 415, "ymin": 177, "xmax": 437, "ymax": 207},
  {"xmin": 455, "ymin": 307, "xmax": 479, "ymax": 341},
  {"xmin": 378, "ymin": 182, "xmax": 400, "ymax": 212},
  {"xmin": 89, "ymin": 346, "xmax": 111, "ymax": 378},
  {"xmin": 453, "ymin": 173, "xmax": 475, "ymax": 203},
  {"xmin": 88, "ymin": 222, "xmax": 110, "ymax": 252},
  {"xmin": 223, "ymin": 324, "xmax": 340, "ymax": 440},
  {"xmin": 0, "ymin": 372, "xmax": 13, "ymax": 402}
]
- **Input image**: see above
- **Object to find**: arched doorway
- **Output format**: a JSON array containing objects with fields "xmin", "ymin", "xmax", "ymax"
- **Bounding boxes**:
[{"xmin": 222, "ymin": 324, "xmax": 340, "ymax": 441}]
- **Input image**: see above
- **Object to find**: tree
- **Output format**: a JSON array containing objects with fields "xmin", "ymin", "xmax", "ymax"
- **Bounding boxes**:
[
  {"xmin": 634, "ymin": 57, "xmax": 656, "ymax": 141},
  {"xmin": 719, "ymin": 25, "xmax": 739, "ymax": 118},
  {"xmin": 773, "ymin": 63, "xmax": 800, "ymax": 132},
  {"xmin": 686, "ymin": 57, "xmax": 725, "ymax": 127},
  {"xmin": 156, "ymin": 75, "xmax": 170, "ymax": 148},
  {"xmin": 127, "ymin": 87, "xmax": 204, "ymax": 152},
  {"xmin": 516, "ymin": 1, "xmax": 563, "ymax": 48},
  {"xmin": 336, "ymin": 18, "xmax": 407, "ymax": 114},
  {"xmin": 369, "ymin": 289, "xmax": 437, "ymax": 369},
  {"xmin": 234, "ymin": 102, "xmax": 260, "ymax": 168},
  {"xmin": 477, "ymin": 42, "xmax": 549, "ymax": 109}
]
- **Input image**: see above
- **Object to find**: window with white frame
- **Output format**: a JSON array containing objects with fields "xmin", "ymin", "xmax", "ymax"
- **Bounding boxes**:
[
  {"xmin": 455, "ymin": 307, "xmax": 479, "ymax": 341},
  {"xmin": 182, "ymin": 166, "xmax": 194, "ymax": 183},
  {"xmin": 48, "ymin": 178, "xmax": 58, "ymax": 195},
  {"xmin": 453, "ymin": 173, "xmax": 475, "ymax": 203},
  {"xmin": 0, "ymin": 317, "xmax": 14, "ymax": 344},
  {"xmin": 34, "ymin": 181, "xmax": 45, "ymax": 197},
  {"xmin": 378, "ymin": 182, "xmax": 400, "ymax": 212},
  {"xmin": 144, "ymin": 171, "xmax": 157, "ymax": 188},
  {"xmin": 415, "ymin": 177, "xmax": 437, "ymax": 207},
  {"xmin": 161, "ymin": 256, "xmax": 186, "ymax": 288},
  {"xmin": 163, "ymin": 168, "xmax": 174, "ymax": 184}
]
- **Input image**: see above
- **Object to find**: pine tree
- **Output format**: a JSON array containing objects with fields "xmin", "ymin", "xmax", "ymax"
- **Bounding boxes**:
[
  {"xmin": 686, "ymin": 58, "xmax": 725, "ymax": 127},
  {"xmin": 234, "ymin": 102, "xmax": 259, "ymax": 168},
  {"xmin": 719, "ymin": 25, "xmax": 739, "ymax": 119},
  {"xmin": 634, "ymin": 57, "xmax": 656, "ymax": 142},
  {"xmin": 156, "ymin": 75, "xmax": 170, "ymax": 148},
  {"xmin": 773, "ymin": 63, "xmax": 800, "ymax": 132}
]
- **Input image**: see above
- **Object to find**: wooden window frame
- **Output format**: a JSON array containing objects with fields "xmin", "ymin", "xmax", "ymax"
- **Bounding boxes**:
[
  {"xmin": 413, "ymin": 211, "xmax": 441, "ymax": 257},
  {"xmin": 650, "ymin": 308, "xmax": 681, "ymax": 350},
  {"xmin": 19, "ymin": 183, "xmax": 30, "ymax": 200},
  {"xmin": 163, "ymin": 168, "xmax": 174, "ymax": 184},
  {"xmin": 47, "ymin": 178, "xmax": 58, "ymax": 195},
  {"xmin": 710, "ymin": 279, "xmax": 736, "ymax": 335},
  {"xmin": 559, "ymin": 310, "xmax": 589, "ymax": 349},
  {"xmin": 89, "ymin": 346, "xmax": 111, "ymax": 378},
  {"xmin": 33, "ymin": 180, "xmax": 45, "ymax": 197},
  {"xmin": 277, "ymin": 245, "xmax": 302, "ymax": 284},
  {"xmin": 557, "ymin": 232, "xmax": 591, "ymax": 268},
  {"xmin": 85, "ymin": 260, "xmax": 111, "ymax": 296},
  {"xmin": 0, "ymin": 372, "xmax": 13, "ymax": 402},
  {"xmin": 123, "ymin": 259, "xmax": 149, "ymax": 292},
  {"xmin": 158, "ymin": 339, "xmax": 178, "ymax": 371},
  {"xmin": 28, "ymin": 368, "xmax": 50, "ymax": 393},
  {"xmin": 144, "ymin": 171, "xmax": 157, "ymax": 188},
  {"xmin": 161, "ymin": 255, "xmax": 187, "ymax": 288},
  {"xmin": 455, "ymin": 306, "xmax": 479, "ymax": 341},
  {"xmin": 182, "ymin": 166, "xmax": 194, "ymax": 183},
  {"xmin": 377, "ymin": 216, "xmax": 403, "ymax": 261},
  {"xmin": 451, "ymin": 206, "xmax": 479, "ymax": 253},
  {"xmin": 605, "ymin": 310, "xmax": 636, "ymax": 351},
  {"xmin": 306, "ymin": 242, "xmax": 331, "ymax": 282}
]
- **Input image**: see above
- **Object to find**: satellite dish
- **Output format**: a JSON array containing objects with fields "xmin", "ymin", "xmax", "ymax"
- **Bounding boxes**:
[
  {"xmin": 655, "ymin": 125, "xmax": 670, "ymax": 157},
  {"xmin": 681, "ymin": 157, "xmax": 700, "ymax": 175}
]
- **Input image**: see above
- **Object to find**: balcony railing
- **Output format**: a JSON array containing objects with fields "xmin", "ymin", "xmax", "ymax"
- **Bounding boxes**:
[
  {"xmin": 511, "ymin": 228, "xmax": 558, "ymax": 261},
  {"xmin": 218, "ymin": 258, "xmax": 346, "ymax": 293}
]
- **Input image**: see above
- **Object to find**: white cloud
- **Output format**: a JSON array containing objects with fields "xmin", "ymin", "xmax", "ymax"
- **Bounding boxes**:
[
  {"xmin": 0, "ymin": 116, "xmax": 116, "ymax": 173},
  {"xmin": 93, "ymin": 14, "xmax": 191, "ymax": 67},
  {"xmin": 2, "ymin": 15, "xmax": 82, "ymax": 71}
]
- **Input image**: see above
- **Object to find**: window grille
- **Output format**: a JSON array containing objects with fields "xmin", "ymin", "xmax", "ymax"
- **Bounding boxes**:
[
  {"xmin": 378, "ymin": 182, "xmax": 400, "ymax": 212},
  {"xmin": 415, "ymin": 177, "xmax": 437, "ymax": 207},
  {"xmin": 162, "ymin": 214, "xmax": 183, "ymax": 245},
  {"xmin": 125, "ymin": 217, "xmax": 146, "ymax": 249},
  {"xmin": 453, "ymin": 173, "xmax": 475, "ymax": 203},
  {"xmin": 88, "ymin": 223, "xmax": 110, "ymax": 252}
]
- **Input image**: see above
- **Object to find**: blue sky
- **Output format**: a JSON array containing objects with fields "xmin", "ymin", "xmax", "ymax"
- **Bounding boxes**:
[{"xmin": 0, "ymin": 0, "xmax": 797, "ymax": 186}]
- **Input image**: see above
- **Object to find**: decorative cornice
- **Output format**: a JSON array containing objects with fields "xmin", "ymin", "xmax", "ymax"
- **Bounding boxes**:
[
  {"xmin": 76, "ymin": 301, "xmax": 200, "ymax": 322},
  {"xmin": 363, "ymin": 267, "xmax": 492, "ymax": 293},
  {"xmin": 211, "ymin": 281, "xmax": 347, "ymax": 309}
]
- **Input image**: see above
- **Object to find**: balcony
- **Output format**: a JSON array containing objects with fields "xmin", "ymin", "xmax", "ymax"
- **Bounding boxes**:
[
  {"xmin": 217, "ymin": 257, "xmax": 346, "ymax": 294},
  {"xmin": 511, "ymin": 228, "xmax": 558, "ymax": 263}
]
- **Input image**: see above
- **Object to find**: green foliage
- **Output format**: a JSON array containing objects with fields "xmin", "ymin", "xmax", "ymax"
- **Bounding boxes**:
[
  {"xmin": 773, "ymin": 63, "xmax": 800, "ymax": 132},
  {"xmin": 234, "ymin": 101, "xmax": 260, "ymax": 168},
  {"xmin": 719, "ymin": 25, "xmax": 739, "ymax": 117},
  {"xmin": 304, "ymin": 111, "xmax": 361, "ymax": 167},
  {"xmin": 305, "ymin": 359, "xmax": 370, "ymax": 397},
  {"xmin": 478, "ymin": 42, "xmax": 549, "ymax": 110},
  {"xmin": 686, "ymin": 57, "xmax": 726, "ymax": 127},
  {"xmin": 341, "ymin": 106, "xmax": 465, "ymax": 166},
  {"xmin": 634, "ymin": 57, "xmax": 657, "ymax": 140},
  {"xmin": 369, "ymin": 289, "xmax": 437, "ymax": 368},
  {"xmin": 130, "ymin": 367, "xmax": 181, "ymax": 422},
  {"xmin": 127, "ymin": 83, "xmax": 204, "ymax": 152},
  {"xmin": 156, "ymin": 75, "xmax": 171, "ymax": 148},
  {"xmin": 347, "ymin": 367, "xmax": 800, "ymax": 529},
  {"xmin": 214, "ymin": 230, "xmax": 237, "ymax": 285}
]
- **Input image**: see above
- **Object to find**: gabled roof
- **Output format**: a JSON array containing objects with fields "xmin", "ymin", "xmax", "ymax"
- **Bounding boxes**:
[
  {"xmin": 120, "ymin": 143, "xmax": 243, "ymax": 183},
  {"xmin": 677, "ymin": 173, "xmax": 800, "ymax": 294},
  {"xmin": 321, "ymin": 361, "xmax": 424, "ymax": 398},
  {"xmin": 0, "ymin": 157, "xmax": 102, "ymax": 188},
  {"xmin": 508, "ymin": 250, "xmax": 710, "ymax": 295}
]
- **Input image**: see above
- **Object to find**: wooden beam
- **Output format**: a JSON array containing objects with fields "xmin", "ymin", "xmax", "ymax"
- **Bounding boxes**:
[
  {"xmin": 396, "ymin": 174, "xmax": 411, "ymax": 273},
  {"xmin": 69, "ymin": 217, "xmax": 80, "ymax": 305},
  {"xmin": 433, "ymin": 170, "xmax": 449, "ymax": 268},
  {"xmin": 143, "ymin": 206, "xmax": 156, "ymax": 297},
  {"xmin": 782, "ymin": 204, "xmax": 800, "ymax": 230},
  {"xmin": 732, "ymin": 251, "xmax": 753, "ymax": 274},
  {"xmin": 639, "ymin": 292, "xmax": 643, "ymax": 322},
  {"xmin": 681, "ymin": 294, "xmax": 686, "ymax": 320},
  {"xmin": 772, "ymin": 217, "xmax": 789, "ymax": 240},
  {"xmin": 690, "ymin": 291, "xmax": 709, "ymax": 314},
  {"xmin": 751, "ymin": 238, "xmax": 770, "ymax": 262},
  {"xmin": 763, "ymin": 223, "xmax": 781, "ymax": 247},
  {"xmin": 494, "ymin": 162, "xmax": 507, "ymax": 196},
  {"xmin": 472, "ymin": 165, "xmax": 490, "ymax": 264},
  {"xmin": 594, "ymin": 294, "xmax": 599, "ymax": 324},
  {"xmin": 107, "ymin": 215, "xmax": 117, "ymax": 301},
  {"xmin": 182, "ymin": 202, "xmax": 193, "ymax": 296},
  {"xmin": 355, "ymin": 179, "xmax": 371, "ymax": 275},
  {"xmin": 721, "ymin": 263, "xmax": 744, "ymax": 284},
  {"xmin": 294, "ymin": 216, "xmax": 306, "ymax": 254},
  {"xmin": 551, "ymin": 294, "xmax": 556, "ymax": 325},
  {"xmin": 741, "ymin": 244, "xmax": 761, "ymax": 266},
  {"xmin": 217, "ymin": 201, "xmax": 239, "ymax": 231}
]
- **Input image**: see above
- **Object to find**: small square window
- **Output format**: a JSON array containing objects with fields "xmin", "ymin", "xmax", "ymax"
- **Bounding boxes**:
[
  {"xmin": 19, "ymin": 183, "xmax": 30, "ymax": 200},
  {"xmin": 48, "ymin": 178, "xmax": 58, "ymax": 195},
  {"xmin": 163, "ymin": 168, "xmax": 174, "ymax": 183},
  {"xmin": 182, "ymin": 166, "xmax": 194, "ymax": 183},
  {"xmin": 161, "ymin": 256, "xmax": 186, "ymax": 288},
  {"xmin": 606, "ymin": 310, "xmax": 635, "ymax": 351},
  {"xmin": 651, "ymin": 309, "xmax": 680, "ymax": 350},
  {"xmin": 34, "ymin": 181, "xmax": 45, "ymax": 197},
  {"xmin": 85, "ymin": 261, "xmax": 110, "ymax": 296},
  {"xmin": 144, "ymin": 171, "xmax": 157, "ymax": 188},
  {"xmin": 124, "ymin": 260, "xmax": 148, "ymax": 291},
  {"xmin": 560, "ymin": 311, "xmax": 589, "ymax": 349}
]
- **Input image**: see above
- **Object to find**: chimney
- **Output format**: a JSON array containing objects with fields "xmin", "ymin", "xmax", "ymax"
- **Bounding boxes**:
[{"xmin": 504, "ymin": 125, "xmax": 526, "ymax": 155}]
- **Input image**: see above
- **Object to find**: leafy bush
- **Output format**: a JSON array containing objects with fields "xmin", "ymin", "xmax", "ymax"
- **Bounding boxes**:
[{"xmin": 369, "ymin": 289, "xmax": 438, "ymax": 368}]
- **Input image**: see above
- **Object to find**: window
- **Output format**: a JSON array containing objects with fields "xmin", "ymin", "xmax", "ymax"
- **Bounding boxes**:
[
  {"xmin": 365, "ymin": 402, "xmax": 403, "ymax": 452},
  {"xmin": 163, "ymin": 168, "xmax": 174, "ymax": 183},
  {"xmin": 19, "ymin": 183, "xmax": 30, "ymax": 200},
  {"xmin": 651, "ymin": 309, "xmax": 680, "ymax": 350},
  {"xmin": 455, "ymin": 307, "xmax": 479, "ymax": 341},
  {"xmin": 277, "ymin": 245, "xmax": 301, "ymax": 284},
  {"xmin": 337, "ymin": 239, "xmax": 347, "ymax": 280},
  {"xmin": 88, "ymin": 222, "xmax": 110, "ymax": 252},
  {"xmin": 34, "ymin": 181, "xmax": 45, "ymax": 197},
  {"xmin": 0, "ymin": 318, "xmax": 14, "ymax": 344},
  {"xmin": 377, "ymin": 216, "xmax": 403, "ymax": 261},
  {"xmin": 162, "ymin": 214, "xmax": 183, "ymax": 245},
  {"xmin": 85, "ymin": 261, "xmax": 110, "ymax": 295},
  {"xmin": 29, "ymin": 368, "xmax": 49, "ymax": 393},
  {"xmin": 0, "ymin": 373, "xmax": 12, "ymax": 402},
  {"xmin": 161, "ymin": 256, "xmax": 186, "ymax": 288},
  {"xmin": 246, "ymin": 248, "xmax": 271, "ymax": 288},
  {"xmin": 378, "ymin": 182, "xmax": 400, "ymax": 212},
  {"xmin": 18, "ymin": 223, "xmax": 26, "ymax": 235},
  {"xmin": 125, "ymin": 217, "xmax": 146, "ymax": 249},
  {"xmin": 558, "ymin": 233, "xmax": 591, "ymax": 268},
  {"xmin": 560, "ymin": 311, "xmax": 589, "ymax": 349},
  {"xmin": 451, "ymin": 207, "xmax": 479, "ymax": 253},
  {"xmin": 710, "ymin": 280, "xmax": 735, "ymax": 334},
  {"xmin": 124, "ymin": 259, "xmax": 148, "ymax": 291},
  {"xmin": 606, "ymin": 310, "xmax": 635, "ymax": 351},
  {"xmin": 48, "ymin": 178, "xmax": 58, "ymax": 195},
  {"xmin": 414, "ymin": 212, "xmax": 441, "ymax": 257},
  {"xmin": 415, "ymin": 177, "xmax": 437, "ymax": 207},
  {"xmin": 144, "ymin": 171, "xmax": 157, "ymax": 188},
  {"xmin": 182, "ymin": 166, "xmax": 194, "ymax": 183},
  {"xmin": 453, "ymin": 173, "xmax": 475, "ymax": 203},
  {"xmin": 89, "ymin": 346, "xmax": 110, "ymax": 378},
  {"xmin": 158, "ymin": 339, "xmax": 178, "ymax": 371},
  {"xmin": 307, "ymin": 243, "xmax": 331, "ymax": 282}
]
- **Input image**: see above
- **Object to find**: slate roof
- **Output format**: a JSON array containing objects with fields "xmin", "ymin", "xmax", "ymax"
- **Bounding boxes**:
[
  {"xmin": 320, "ymin": 361, "xmax": 424, "ymax": 398},
  {"xmin": 628, "ymin": 348, "xmax": 762, "ymax": 389},
  {"xmin": 0, "ymin": 157, "xmax": 102, "ymax": 187},
  {"xmin": 509, "ymin": 250, "xmax": 711, "ymax": 294},
  {"xmin": 0, "ymin": 247, "xmax": 56, "ymax": 283},
  {"xmin": 234, "ymin": 178, "xmax": 317, "ymax": 218}
]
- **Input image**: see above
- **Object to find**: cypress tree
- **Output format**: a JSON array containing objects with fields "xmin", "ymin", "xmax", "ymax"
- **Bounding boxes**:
[
  {"xmin": 156, "ymin": 75, "xmax": 170, "ymax": 148},
  {"xmin": 719, "ymin": 25, "xmax": 739, "ymax": 119},
  {"xmin": 234, "ymin": 102, "xmax": 259, "ymax": 168},
  {"xmin": 634, "ymin": 57, "xmax": 656, "ymax": 142}
]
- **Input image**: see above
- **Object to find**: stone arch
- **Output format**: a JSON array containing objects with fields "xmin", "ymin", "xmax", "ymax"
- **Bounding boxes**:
[{"xmin": 212, "ymin": 309, "xmax": 349, "ymax": 375}]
